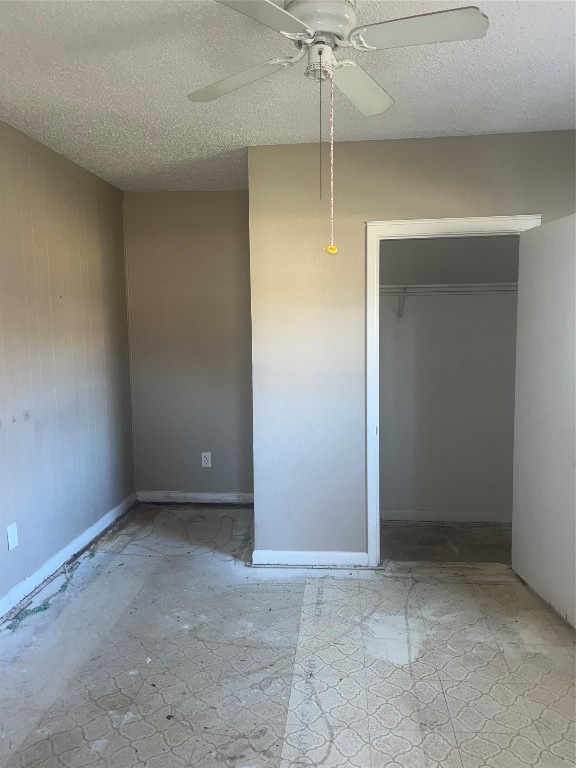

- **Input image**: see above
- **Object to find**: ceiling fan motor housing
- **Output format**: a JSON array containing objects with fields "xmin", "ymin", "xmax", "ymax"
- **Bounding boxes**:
[{"xmin": 286, "ymin": 0, "xmax": 357, "ymax": 44}]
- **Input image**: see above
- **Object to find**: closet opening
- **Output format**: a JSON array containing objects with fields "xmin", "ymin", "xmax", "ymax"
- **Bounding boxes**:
[
  {"xmin": 365, "ymin": 215, "xmax": 542, "ymax": 567},
  {"xmin": 378, "ymin": 235, "xmax": 518, "ymax": 563}
]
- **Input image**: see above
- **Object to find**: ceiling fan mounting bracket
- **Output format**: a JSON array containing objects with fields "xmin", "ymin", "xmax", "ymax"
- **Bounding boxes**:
[
  {"xmin": 269, "ymin": 46, "xmax": 307, "ymax": 69},
  {"xmin": 280, "ymin": 30, "xmax": 315, "ymax": 45},
  {"xmin": 349, "ymin": 32, "xmax": 376, "ymax": 52},
  {"xmin": 334, "ymin": 58, "xmax": 355, "ymax": 70},
  {"xmin": 292, "ymin": 32, "xmax": 338, "ymax": 51}
]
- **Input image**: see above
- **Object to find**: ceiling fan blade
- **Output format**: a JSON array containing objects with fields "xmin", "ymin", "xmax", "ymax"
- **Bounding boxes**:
[
  {"xmin": 333, "ymin": 64, "xmax": 395, "ymax": 117},
  {"xmin": 351, "ymin": 6, "xmax": 489, "ymax": 51},
  {"xmin": 188, "ymin": 59, "xmax": 288, "ymax": 102},
  {"xmin": 215, "ymin": 0, "xmax": 312, "ymax": 35}
]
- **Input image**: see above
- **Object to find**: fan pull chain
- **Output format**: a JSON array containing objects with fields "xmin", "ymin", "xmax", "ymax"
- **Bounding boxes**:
[
  {"xmin": 319, "ymin": 66, "xmax": 322, "ymax": 199},
  {"xmin": 326, "ymin": 76, "xmax": 338, "ymax": 255}
]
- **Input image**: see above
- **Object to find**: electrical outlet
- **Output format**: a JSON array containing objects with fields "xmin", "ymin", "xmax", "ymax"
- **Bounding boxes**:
[
  {"xmin": 201, "ymin": 452, "xmax": 212, "ymax": 468},
  {"xmin": 7, "ymin": 523, "xmax": 18, "ymax": 551}
]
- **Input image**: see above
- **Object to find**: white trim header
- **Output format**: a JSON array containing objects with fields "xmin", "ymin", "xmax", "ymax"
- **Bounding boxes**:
[{"xmin": 367, "ymin": 215, "xmax": 542, "ymax": 239}]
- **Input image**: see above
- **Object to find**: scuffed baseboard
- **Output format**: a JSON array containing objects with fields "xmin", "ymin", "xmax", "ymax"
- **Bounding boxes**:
[
  {"xmin": 137, "ymin": 491, "xmax": 254, "ymax": 505},
  {"xmin": 0, "ymin": 493, "xmax": 136, "ymax": 621},
  {"xmin": 252, "ymin": 550, "xmax": 369, "ymax": 567}
]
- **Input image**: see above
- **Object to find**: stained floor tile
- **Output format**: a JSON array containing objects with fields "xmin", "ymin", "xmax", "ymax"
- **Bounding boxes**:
[
  {"xmin": 381, "ymin": 523, "xmax": 512, "ymax": 564},
  {"xmin": 0, "ymin": 505, "xmax": 574, "ymax": 767}
]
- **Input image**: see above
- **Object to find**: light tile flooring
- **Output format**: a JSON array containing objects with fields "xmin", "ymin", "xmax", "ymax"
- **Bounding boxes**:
[{"xmin": 0, "ymin": 505, "xmax": 574, "ymax": 767}]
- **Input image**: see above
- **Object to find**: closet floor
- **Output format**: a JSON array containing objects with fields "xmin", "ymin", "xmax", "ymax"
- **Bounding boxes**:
[
  {"xmin": 1, "ymin": 507, "xmax": 573, "ymax": 768},
  {"xmin": 381, "ymin": 522, "xmax": 512, "ymax": 564}
]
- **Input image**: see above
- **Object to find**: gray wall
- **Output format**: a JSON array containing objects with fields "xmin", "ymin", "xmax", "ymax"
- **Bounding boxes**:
[
  {"xmin": 380, "ymin": 236, "xmax": 519, "ymax": 523},
  {"xmin": 512, "ymin": 214, "xmax": 576, "ymax": 626},
  {"xmin": 124, "ymin": 192, "xmax": 253, "ymax": 495},
  {"xmin": 248, "ymin": 131, "xmax": 575, "ymax": 556},
  {"xmin": 379, "ymin": 294, "xmax": 518, "ymax": 523},
  {"xmin": 0, "ymin": 121, "xmax": 134, "ymax": 606},
  {"xmin": 380, "ymin": 236, "xmax": 519, "ymax": 285}
]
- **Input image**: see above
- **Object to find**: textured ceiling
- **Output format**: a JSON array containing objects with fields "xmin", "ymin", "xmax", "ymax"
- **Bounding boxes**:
[{"xmin": 0, "ymin": 0, "xmax": 574, "ymax": 190}]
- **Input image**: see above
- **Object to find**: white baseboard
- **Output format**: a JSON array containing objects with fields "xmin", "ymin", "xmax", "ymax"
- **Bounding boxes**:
[
  {"xmin": 137, "ymin": 491, "xmax": 254, "ymax": 505},
  {"xmin": 381, "ymin": 510, "xmax": 511, "ymax": 524},
  {"xmin": 0, "ymin": 493, "xmax": 136, "ymax": 621},
  {"xmin": 252, "ymin": 550, "xmax": 369, "ymax": 567}
]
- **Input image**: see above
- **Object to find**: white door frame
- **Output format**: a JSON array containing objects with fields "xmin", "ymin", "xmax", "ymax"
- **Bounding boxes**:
[{"xmin": 365, "ymin": 215, "xmax": 542, "ymax": 567}]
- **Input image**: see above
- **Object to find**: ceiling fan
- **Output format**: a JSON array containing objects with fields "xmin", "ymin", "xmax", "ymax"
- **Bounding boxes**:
[{"xmin": 188, "ymin": 0, "xmax": 489, "ymax": 116}]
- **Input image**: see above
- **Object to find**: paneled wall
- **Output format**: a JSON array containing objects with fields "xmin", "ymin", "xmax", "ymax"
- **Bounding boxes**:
[{"xmin": 0, "ymin": 122, "xmax": 134, "ymax": 607}]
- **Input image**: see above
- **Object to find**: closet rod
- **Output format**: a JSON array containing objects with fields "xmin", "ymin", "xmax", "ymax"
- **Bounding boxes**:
[{"xmin": 380, "ymin": 282, "xmax": 518, "ymax": 296}]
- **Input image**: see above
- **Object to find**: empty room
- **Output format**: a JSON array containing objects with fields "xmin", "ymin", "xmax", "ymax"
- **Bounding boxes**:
[{"xmin": 0, "ymin": 1, "xmax": 575, "ymax": 767}]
